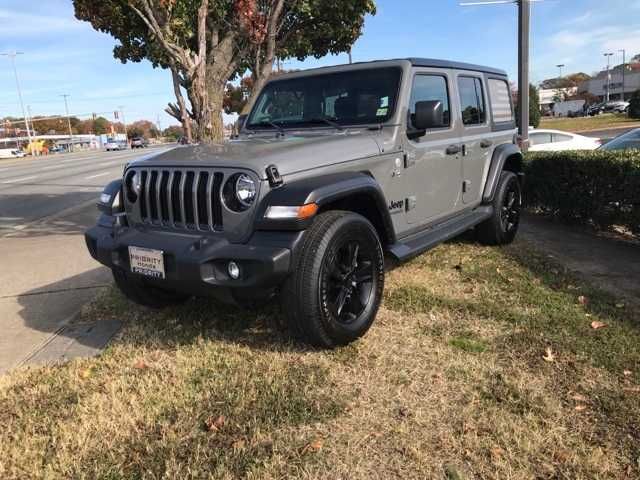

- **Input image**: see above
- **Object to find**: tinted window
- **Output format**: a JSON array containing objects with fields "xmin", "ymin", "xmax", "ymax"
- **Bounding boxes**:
[
  {"xmin": 529, "ymin": 132, "xmax": 552, "ymax": 145},
  {"xmin": 488, "ymin": 79, "xmax": 513, "ymax": 123},
  {"xmin": 247, "ymin": 68, "xmax": 401, "ymax": 129},
  {"xmin": 408, "ymin": 75, "xmax": 450, "ymax": 129},
  {"xmin": 600, "ymin": 129, "xmax": 640, "ymax": 151},
  {"xmin": 458, "ymin": 76, "xmax": 486, "ymax": 125}
]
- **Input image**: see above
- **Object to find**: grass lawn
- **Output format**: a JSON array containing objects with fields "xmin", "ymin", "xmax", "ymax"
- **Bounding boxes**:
[
  {"xmin": 1, "ymin": 237, "xmax": 639, "ymax": 479},
  {"xmin": 539, "ymin": 113, "xmax": 640, "ymax": 133}
]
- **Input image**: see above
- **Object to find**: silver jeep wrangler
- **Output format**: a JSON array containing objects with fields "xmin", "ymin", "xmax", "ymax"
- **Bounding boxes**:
[{"xmin": 86, "ymin": 58, "xmax": 523, "ymax": 348}]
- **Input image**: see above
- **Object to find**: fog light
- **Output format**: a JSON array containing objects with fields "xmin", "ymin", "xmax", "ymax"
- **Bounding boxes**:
[{"xmin": 228, "ymin": 261, "xmax": 240, "ymax": 279}]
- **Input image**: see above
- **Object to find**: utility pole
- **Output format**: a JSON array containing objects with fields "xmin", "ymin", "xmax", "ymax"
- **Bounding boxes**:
[
  {"xmin": 1, "ymin": 51, "xmax": 33, "ymax": 153},
  {"xmin": 26, "ymin": 105, "xmax": 37, "ymax": 156},
  {"xmin": 118, "ymin": 105, "xmax": 127, "ymax": 140},
  {"xmin": 556, "ymin": 63, "xmax": 565, "ymax": 101},
  {"xmin": 460, "ymin": 0, "xmax": 534, "ymax": 151},
  {"xmin": 619, "ymin": 49, "xmax": 626, "ymax": 101},
  {"xmin": 604, "ymin": 53, "xmax": 614, "ymax": 102},
  {"xmin": 348, "ymin": 49, "xmax": 353, "ymax": 64},
  {"xmin": 61, "ymin": 94, "xmax": 74, "ymax": 152},
  {"xmin": 156, "ymin": 114, "xmax": 162, "ymax": 137}
]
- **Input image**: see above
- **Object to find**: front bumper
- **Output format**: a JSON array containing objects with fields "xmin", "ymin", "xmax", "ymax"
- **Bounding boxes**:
[{"xmin": 85, "ymin": 217, "xmax": 303, "ymax": 301}]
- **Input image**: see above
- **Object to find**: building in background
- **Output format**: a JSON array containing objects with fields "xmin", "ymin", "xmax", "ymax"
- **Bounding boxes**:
[{"xmin": 578, "ymin": 63, "xmax": 640, "ymax": 102}]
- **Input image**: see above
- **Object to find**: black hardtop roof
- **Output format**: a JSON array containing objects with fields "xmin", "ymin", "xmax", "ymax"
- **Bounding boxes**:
[{"xmin": 406, "ymin": 58, "xmax": 508, "ymax": 76}]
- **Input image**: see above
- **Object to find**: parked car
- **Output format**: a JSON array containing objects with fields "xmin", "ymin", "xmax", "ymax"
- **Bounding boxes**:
[
  {"xmin": 49, "ymin": 146, "xmax": 65, "ymax": 154},
  {"xmin": 528, "ymin": 129, "xmax": 601, "ymax": 151},
  {"xmin": 587, "ymin": 103, "xmax": 606, "ymax": 116},
  {"xmin": 603, "ymin": 101, "xmax": 629, "ymax": 114},
  {"xmin": 105, "ymin": 141, "xmax": 127, "ymax": 152},
  {"xmin": 598, "ymin": 128, "xmax": 640, "ymax": 151},
  {"xmin": 87, "ymin": 58, "xmax": 524, "ymax": 348},
  {"xmin": 131, "ymin": 137, "xmax": 147, "ymax": 149}
]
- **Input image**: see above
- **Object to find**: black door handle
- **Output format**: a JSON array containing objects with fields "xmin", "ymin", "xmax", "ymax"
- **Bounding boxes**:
[
  {"xmin": 446, "ymin": 145, "xmax": 461, "ymax": 155},
  {"xmin": 480, "ymin": 139, "xmax": 493, "ymax": 149}
]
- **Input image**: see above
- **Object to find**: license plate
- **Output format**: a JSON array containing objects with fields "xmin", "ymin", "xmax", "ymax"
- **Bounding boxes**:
[{"xmin": 128, "ymin": 246, "xmax": 165, "ymax": 279}]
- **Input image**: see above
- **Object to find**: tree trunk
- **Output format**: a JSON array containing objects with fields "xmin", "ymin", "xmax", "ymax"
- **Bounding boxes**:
[{"xmin": 170, "ymin": 67, "xmax": 193, "ymax": 143}]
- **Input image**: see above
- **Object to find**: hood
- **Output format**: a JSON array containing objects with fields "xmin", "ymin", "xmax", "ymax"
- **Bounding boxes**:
[{"xmin": 129, "ymin": 131, "xmax": 383, "ymax": 179}]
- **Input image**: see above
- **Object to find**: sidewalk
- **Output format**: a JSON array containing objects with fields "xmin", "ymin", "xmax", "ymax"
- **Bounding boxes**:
[{"xmin": 518, "ymin": 214, "xmax": 640, "ymax": 305}]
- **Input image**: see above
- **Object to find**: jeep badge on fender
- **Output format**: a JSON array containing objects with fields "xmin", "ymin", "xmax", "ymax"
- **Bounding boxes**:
[{"xmin": 86, "ymin": 58, "xmax": 523, "ymax": 348}]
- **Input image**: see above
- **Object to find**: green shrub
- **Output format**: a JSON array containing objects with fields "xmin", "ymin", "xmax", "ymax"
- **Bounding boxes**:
[
  {"xmin": 523, "ymin": 150, "xmax": 640, "ymax": 234},
  {"xmin": 629, "ymin": 89, "xmax": 640, "ymax": 119}
]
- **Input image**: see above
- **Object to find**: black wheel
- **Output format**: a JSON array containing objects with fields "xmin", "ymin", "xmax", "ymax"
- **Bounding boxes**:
[
  {"xmin": 281, "ymin": 211, "xmax": 385, "ymax": 348},
  {"xmin": 476, "ymin": 170, "xmax": 522, "ymax": 245},
  {"xmin": 112, "ymin": 268, "xmax": 190, "ymax": 308}
]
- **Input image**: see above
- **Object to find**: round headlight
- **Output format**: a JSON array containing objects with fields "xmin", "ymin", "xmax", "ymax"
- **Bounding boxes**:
[
  {"xmin": 235, "ymin": 174, "xmax": 256, "ymax": 207},
  {"xmin": 132, "ymin": 172, "xmax": 142, "ymax": 195},
  {"xmin": 126, "ymin": 171, "xmax": 142, "ymax": 203}
]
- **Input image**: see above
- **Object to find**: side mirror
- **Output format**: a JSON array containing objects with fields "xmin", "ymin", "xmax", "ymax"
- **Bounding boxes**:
[{"xmin": 413, "ymin": 100, "xmax": 445, "ymax": 130}]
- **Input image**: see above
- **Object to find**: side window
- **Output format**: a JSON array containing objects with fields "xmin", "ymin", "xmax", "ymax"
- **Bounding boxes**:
[
  {"xmin": 552, "ymin": 133, "xmax": 573, "ymax": 143},
  {"xmin": 488, "ymin": 79, "xmax": 514, "ymax": 123},
  {"xmin": 529, "ymin": 132, "xmax": 552, "ymax": 145},
  {"xmin": 408, "ymin": 75, "xmax": 450, "ymax": 130},
  {"xmin": 458, "ymin": 76, "xmax": 486, "ymax": 126}
]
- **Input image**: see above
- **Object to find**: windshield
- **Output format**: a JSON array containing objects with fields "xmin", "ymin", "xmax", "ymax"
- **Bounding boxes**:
[
  {"xmin": 600, "ymin": 129, "xmax": 640, "ymax": 151},
  {"xmin": 246, "ymin": 67, "xmax": 402, "ymax": 130}
]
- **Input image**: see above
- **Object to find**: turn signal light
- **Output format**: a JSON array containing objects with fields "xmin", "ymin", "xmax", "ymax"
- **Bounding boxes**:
[{"xmin": 264, "ymin": 203, "xmax": 318, "ymax": 220}]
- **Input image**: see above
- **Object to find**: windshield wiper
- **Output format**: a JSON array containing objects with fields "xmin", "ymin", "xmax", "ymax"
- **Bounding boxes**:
[
  {"xmin": 248, "ymin": 121, "xmax": 286, "ymax": 136},
  {"xmin": 308, "ymin": 117, "xmax": 344, "ymax": 131}
]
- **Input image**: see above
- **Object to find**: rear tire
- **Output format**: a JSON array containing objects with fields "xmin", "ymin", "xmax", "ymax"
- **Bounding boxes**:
[
  {"xmin": 476, "ymin": 170, "xmax": 522, "ymax": 245},
  {"xmin": 112, "ymin": 268, "xmax": 190, "ymax": 308},
  {"xmin": 280, "ymin": 211, "xmax": 385, "ymax": 348}
]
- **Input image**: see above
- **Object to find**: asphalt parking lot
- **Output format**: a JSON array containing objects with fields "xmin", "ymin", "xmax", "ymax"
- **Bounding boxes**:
[{"xmin": 0, "ymin": 146, "xmax": 171, "ymax": 373}]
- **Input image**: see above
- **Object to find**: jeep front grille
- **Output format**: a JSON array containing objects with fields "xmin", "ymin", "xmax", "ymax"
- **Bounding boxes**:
[{"xmin": 132, "ymin": 168, "xmax": 224, "ymax": 231}]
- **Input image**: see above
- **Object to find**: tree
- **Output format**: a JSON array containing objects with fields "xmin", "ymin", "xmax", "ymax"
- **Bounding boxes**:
[
  {"xmin": 127, "ymin": 119, "xmax": 160, "ymax": 138},
  {"xmin": 163, "ymin": 125, "xmax": 184, "ymax": 140},
  {"xmin": 515, "ymin": 84, "xmax": 541, "ymax": 128},
  {"xmin": 73, "ymin": 0, "xmax": 376, "ymax": 143},
  {"xmin": 629, "ymin": 90, "xmax": 640, "ymax": 119},
  {"xmin": 540, "ymin": 72, "xmax": 591, "ymax": 90}
]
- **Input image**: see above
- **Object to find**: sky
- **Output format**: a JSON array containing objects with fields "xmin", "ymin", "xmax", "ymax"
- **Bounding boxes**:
[{"xmin": 0, "ymin": 0, "xmax": 639, "ymax": 128}]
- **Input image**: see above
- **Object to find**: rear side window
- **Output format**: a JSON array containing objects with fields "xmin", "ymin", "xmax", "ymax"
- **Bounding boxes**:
[
  {"xmin": 488, "ymin": 79, "xmax": 514, "ymax": 123},
  {"xmin": 552, "ymin": 133, "xmax": 573, "ymax": 142},
  {"xmin": 458, "ymin": 76, "xmax": 486, "ymax": 125},
  {"xmin": 529, "ymin": 132, "xmax": 552, "ymax": 145},
  {"xmin": 408, "ymin": 75, "xmax": 451, "ymax": 129}
]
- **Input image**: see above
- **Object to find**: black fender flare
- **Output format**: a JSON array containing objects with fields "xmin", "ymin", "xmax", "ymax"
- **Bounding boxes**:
[
  {"xmin": 255, "ymin": 171, "xmax": 395, "ymax": 244},
  {"xmin": 482, "ymin": 143, "xmax": 524, "ymax": 203}
]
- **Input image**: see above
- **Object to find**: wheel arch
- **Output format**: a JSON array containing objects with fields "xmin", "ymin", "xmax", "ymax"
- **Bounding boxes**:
[
  {"xmin": 482, "ymin": 143, "xmax": 524, "ymax": 203},
  {"xmin": 255, "ymin": 171, "xmax": 396, "ymax": 246}
]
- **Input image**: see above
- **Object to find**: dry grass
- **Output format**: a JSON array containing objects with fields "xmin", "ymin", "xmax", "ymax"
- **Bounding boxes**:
[
  {"xmin": 539, "ymin": 113, "xmax": 640, "ymax": 133},
  {"xmin": 1, "ymin": 236, "xmax": 639, "ymax": 479}
]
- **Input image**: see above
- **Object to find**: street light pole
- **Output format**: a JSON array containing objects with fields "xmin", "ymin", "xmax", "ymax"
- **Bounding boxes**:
[
  {"xmin": 61, "ymin": 94, "xmax": 74, "ymax": 152},
  {"xmin": 619, "ymin": 49, "xmax": 626, "ymax": 101},
  {"xmin": 118, "ymin": 105, "xmax": 127, "ymax": 141},
  {"xmin": 556, "ymin": 63, "xmax": 565, "ymax": 101},
  {"xmin": 1, "ymin": 51, "xmax": 34, "ymax": 153},
  {"xmin": 604, "ymin": 52, "xmax": 614, "ymax": 102}
]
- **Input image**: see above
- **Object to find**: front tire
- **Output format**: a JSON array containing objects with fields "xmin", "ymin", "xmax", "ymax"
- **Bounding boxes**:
[
  {"xmin": 281, "ymin": 211, "xmax": 385, "ymax": 348},
  {"xmin": 476, "ymin": 170, "xmax": 522, "ymax": 245},
  {"xmin": 112, "ymin": 268, "xmax": 190, "ymax": 308}
]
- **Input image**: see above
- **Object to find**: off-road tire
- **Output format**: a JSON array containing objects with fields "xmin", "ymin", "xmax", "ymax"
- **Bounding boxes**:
[
  {"xmin": 281, "ymin": 211, "xmax": 385, "ymax": 348},
  {"xmin": 476, "ymin": 170, "xmax": 522, "ymax": 245},
  {"xmin": 112, "ymin": 268, "xmax": 190, "ymax": 308}
]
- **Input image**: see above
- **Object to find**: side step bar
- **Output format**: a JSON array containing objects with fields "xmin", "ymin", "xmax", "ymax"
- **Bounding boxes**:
[{"xmin": 387, "ymin": 206, "xmax": 493, "ymax": 262}]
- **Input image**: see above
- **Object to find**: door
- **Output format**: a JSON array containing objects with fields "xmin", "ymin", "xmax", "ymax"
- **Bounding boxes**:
[
  {"xmin": 456, "ymin": 74, "xmax": 491, "ymax": 204},
  {"xmin": 404, "ymin": 71, "xmax": 463, "ymax": 225}
]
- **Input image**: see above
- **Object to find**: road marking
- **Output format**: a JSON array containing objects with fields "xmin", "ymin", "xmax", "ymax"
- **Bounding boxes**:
[
  {"xmin": 0, "ymin": 175, "xmax": 38, "ymax": 184},
  {"xmin": 85, "ymin": 171, "xmax": 112, "ymax": 180}
]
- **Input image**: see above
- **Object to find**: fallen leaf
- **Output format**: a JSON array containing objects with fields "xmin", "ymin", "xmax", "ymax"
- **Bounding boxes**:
[
  {"xmin": 616, "ymin": 303, "xmax": 626, "ymax": 309},
  {"xmin": 623, "ymin": 370, "xmax": 632, "ymax": 376},
  {"xmin": 578, "ymin": 295, "xmax": 589, "ymax": 305},
  {"xmin": 204, "ymin": 415, "xmax": 226, "ymax": 432},
  {"xmin": 543, "ymin": 347, "xmax": 556, "ymax": 362},
  {"xmin": 133, "ymin": 359, "xmax": 148, "ymax": 370},
  {"xmin": 301, "ymin": 438, "xmax": 324, "ymax": 455},
  {"xmin": 571, "ymin": 394, "xmax": 588, "ymax": 402},
  {"xmin": 78, "ymin": 368, "xmax": 92, "ymax": 379},
  {"xmin": 490, "ymin": 446, "xmax": 505, "ymax": 459},
  {"xmin": 575, "ymin": 404, "xmax": 588, "ymax": 412},
  {"xmin": 397, "ymin": 406, "xmax": 410, "ymax": 418},
  {"xmin": 591, "ymin": 321, "xmax": 607, "ymax": 330},
  {"xmin": 231, "ymin": 439, "xmax": 246, "ymax": 451}
]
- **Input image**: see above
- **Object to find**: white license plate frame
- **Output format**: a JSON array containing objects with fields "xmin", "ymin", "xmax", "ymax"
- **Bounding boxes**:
[{"xmin": 128, "ymin": 246, "xmax": 165, "ymax": 279}]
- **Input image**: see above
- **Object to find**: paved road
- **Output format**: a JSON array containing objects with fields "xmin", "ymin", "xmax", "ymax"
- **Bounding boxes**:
[{"xmin": 0, "ymin": 146, "xmax": 171, "ymax": 373}]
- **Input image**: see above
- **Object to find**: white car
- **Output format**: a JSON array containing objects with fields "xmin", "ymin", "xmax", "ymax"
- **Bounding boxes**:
[
  {"xmin": 528, "ymin": 129, "xmax": 601, "ymax": 152},
  {"xmin": 105, "ymin": 141, "xmax": 127, "ymax": 152}
]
